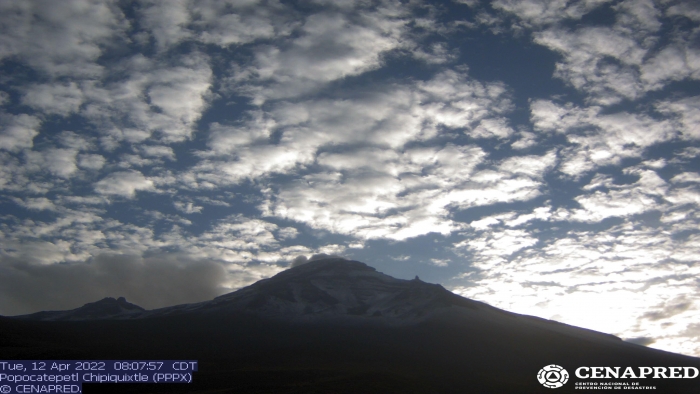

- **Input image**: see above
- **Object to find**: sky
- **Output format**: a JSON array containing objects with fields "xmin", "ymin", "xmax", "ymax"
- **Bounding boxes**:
[{"xmin": 0, "ymin": 0, "xmax": 699, "ymax": 357}]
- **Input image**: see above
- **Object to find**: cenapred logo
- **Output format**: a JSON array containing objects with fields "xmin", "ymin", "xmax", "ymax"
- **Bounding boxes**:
[{"xmin": 538, "ymin": 364, "xmax": 569, "ymax": 389}]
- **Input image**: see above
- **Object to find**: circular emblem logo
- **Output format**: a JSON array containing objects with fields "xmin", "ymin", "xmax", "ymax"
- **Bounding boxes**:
[{"xmin": 537, "ymin": 364, "xmax": 569, "ymax": 389}]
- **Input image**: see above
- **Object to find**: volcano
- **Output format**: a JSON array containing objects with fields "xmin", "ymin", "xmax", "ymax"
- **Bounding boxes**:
[{"xmin": 2, "ymin": 257, "xmax": 699, "ymax": 393}]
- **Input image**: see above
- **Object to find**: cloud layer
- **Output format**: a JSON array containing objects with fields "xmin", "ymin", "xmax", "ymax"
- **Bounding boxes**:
[{"xmin": 0, "ymin": 0, "xmax": 699, "ymax": 357}]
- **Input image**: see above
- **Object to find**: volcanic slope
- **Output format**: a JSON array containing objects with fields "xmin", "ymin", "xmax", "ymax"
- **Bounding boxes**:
[{"xmin": 2, "ymin": 258, "xmax": 699, "ymax": 393}]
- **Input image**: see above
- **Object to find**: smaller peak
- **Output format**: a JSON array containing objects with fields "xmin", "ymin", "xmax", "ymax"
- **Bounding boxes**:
[
  {"xmin": 86, "ymin": 297, "xmax": 144, "ymax": 311},
  {"xmin": 414, "ymin": 275, "xmax": 421, "ymax": 281}
]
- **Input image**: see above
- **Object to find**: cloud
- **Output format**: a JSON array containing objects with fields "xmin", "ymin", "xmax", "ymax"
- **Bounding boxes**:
[
  {"xmin": 641, "ymin": 46, "xmax": 700, "ymax": 90},
  {"xmin": 57, "ymin": 131, "xmax": 95, "ymax": 151},
  {"xmin": 94, "ymin": 170, "xmax": 156, "ymax": 198},
  {"xmin": 450, "ymin": 159, "xmax": 700, "ymax": 356},
  {"xmin": 0, "ymin": 0, "xmax": 127, "ymax": 78},
  {"xmin": 492, "ymin": 0, "xmax": 613, "ymax": 27},
  {"xmin": 138, "ymin": 0, "xmax": 287, "ymax": 51},
  {"xmin": 206, "ymin": 114, "xmax": 276, "ymax": 154},
  {"xmin": 0, "ymin": 254, "xmax": 229, "ymax": 315},
  {"xmin": 0, "ymin": 203, "xmax": 111, "ymax": 266},
  {"xmin": 290, "ymin": 255, "xmax": 308, "ymax": 267},
  {"xmin": 613, "ymin": 0, "xmax": 662, "ymax": 36},
  {"xmin": 456, "ymin": 228, "xmax": 538, "ymax": 263},
  {"xmin": 471, "ymin": 118, "xmax": 514, "ymax": 139},
  {"xmin": 452, "ymin": 220, "xmax": 700, "ymax": 356},
  {"xmin": 141, "ymin": 145, "xmax": 176, "ymax": 160},
  {"xmin": 498, "ymin": 151, "xmax": 557, "ymax": 178},
  {"xmin": 452, "ymin": 0, "xmax": 479, "ymax": 7},
  {"xmin": 657, "ymin": 96, "xmax": 700, "ymax": 140},
  {"xmin": 143, "ymin": 55, "xmax": 213, "ymax": 140},
  {"xmin": 625, "ymin": 337, "xmax": 656, "ymax": 346},
  {"xmin": 130, "ymin": 60, "xmax": 212, "ymax": 142},
  {"xmin": 30, "ymin": 52, "xmax": 214, "ymax": 149},
  {"xmin": 259, "ymin": 144, "xmax": 553, "ymax": 241},
  {"xmin": 11, "ymin": 197, "xmax": 57, "ymax": 212},
  {"xmin": 77, "ymin": 154, "xmax": 106, "ymax": 170},
  {"xmin": 276, "ymin": 227, "xmax": 299, "ymax": 240},
  {"xmin": 196, "ymin": 215, "xmax": 281, "ymax": 252},
  {"xmin": 138, "ymin": 0, "xmax": 191, "ymax": 51},
  {"xmin": 22, "ymin": 82, "xmax": 85, "ymax": 116},
  {"xmin": 0, "ymin": 192, "xmax": 333, "ymax": 282},
  {"xmin": 309, "ymin": 253, "xmax": 344, "ymax": 261},
  {"xmin": 0, "ymin": 114, "xmax": 41, "ymax": 152},
  {"xmin": 510, "ymin": 131, "xmax": 538, "ymax": 150},
  {"xmin": 642, "ymin": 297, "xmax": 692, "ymax": 321},
  {"xmin": 531, "ymin": 100, "xmax": 676, "ymax": 177},
  {"xmin": 559, "ymin": 168, "xmax": 668, "ymax": 222},
  {"xmin": 191, "ymin": 0, "xmax": 286, "ymax": 47},
  {"xmin": 671, "ymin": 172, "xmax": 700, "ymax": 184},
  {"xmin": 192, "ymin": 69, "xmax": 512, "ymax": 187},
  {"xmin": 522, "ymin": 0, "xmax": 700, "ymax": 105},
  {"xmin": 25, "ymin": 148, "xmax": 79, "ymax": 178},
  {"xmin": 411, "ymin": 42, "xmax": 458, "ymax": 65},
  {"xmin": 533, "ymin": 26, "xmax": 647, "ymax": 104},
  {"xmin": 666, "ymin": 1, "xmax": 700, "ymax": 22},
  {"xmin": 174, "ymin": 201, "xmax": 203, "ymax": 214},
  {"xmin": 230, "ymin": 4, "xmax": 410, "ymax": 103}
]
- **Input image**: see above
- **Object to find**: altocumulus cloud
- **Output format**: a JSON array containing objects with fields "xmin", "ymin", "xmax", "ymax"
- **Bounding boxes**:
[
  {"xmin": 0, "ymin": 0, "xmax": 699, "ymax": 358},
  {"xmin": 94, "ymin": 170, "xmax": 156, "ymax": 198}
]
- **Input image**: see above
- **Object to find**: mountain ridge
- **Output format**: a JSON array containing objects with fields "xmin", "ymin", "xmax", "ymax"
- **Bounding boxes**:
[
  {"xmin": 10, "ymin": 258, "xmax": 481, "ymax": 323},
  {"xmin": 8, "ymin": 257, "xmax": 622, "ymax": 344},
  {"xmin": 12, "ymin": 295, "xmax": 145, "ymax": 321},
  {"xmin": 2, "ymin": 257, "xmax": 699, "ymax": 393}
]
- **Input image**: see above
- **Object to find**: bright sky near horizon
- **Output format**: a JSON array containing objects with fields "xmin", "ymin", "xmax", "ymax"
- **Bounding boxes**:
[{"xmin": 0, "ymin": 0, "xmax": 699, "ymax": 357}]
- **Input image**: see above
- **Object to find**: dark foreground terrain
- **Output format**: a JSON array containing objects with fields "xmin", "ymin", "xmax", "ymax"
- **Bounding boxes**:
[{"xmin": 2, "ymin": 258, "xmax": 699, "ymax": 393}]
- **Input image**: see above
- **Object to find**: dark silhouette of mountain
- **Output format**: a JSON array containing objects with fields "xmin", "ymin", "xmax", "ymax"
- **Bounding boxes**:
[
  {"xmin": 14, "ymin": 296, "xmax": 145, "ymax": 321},
  {"xmin": 2, "ymin": 258, "xmax": 699, "ymax": 393}
]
